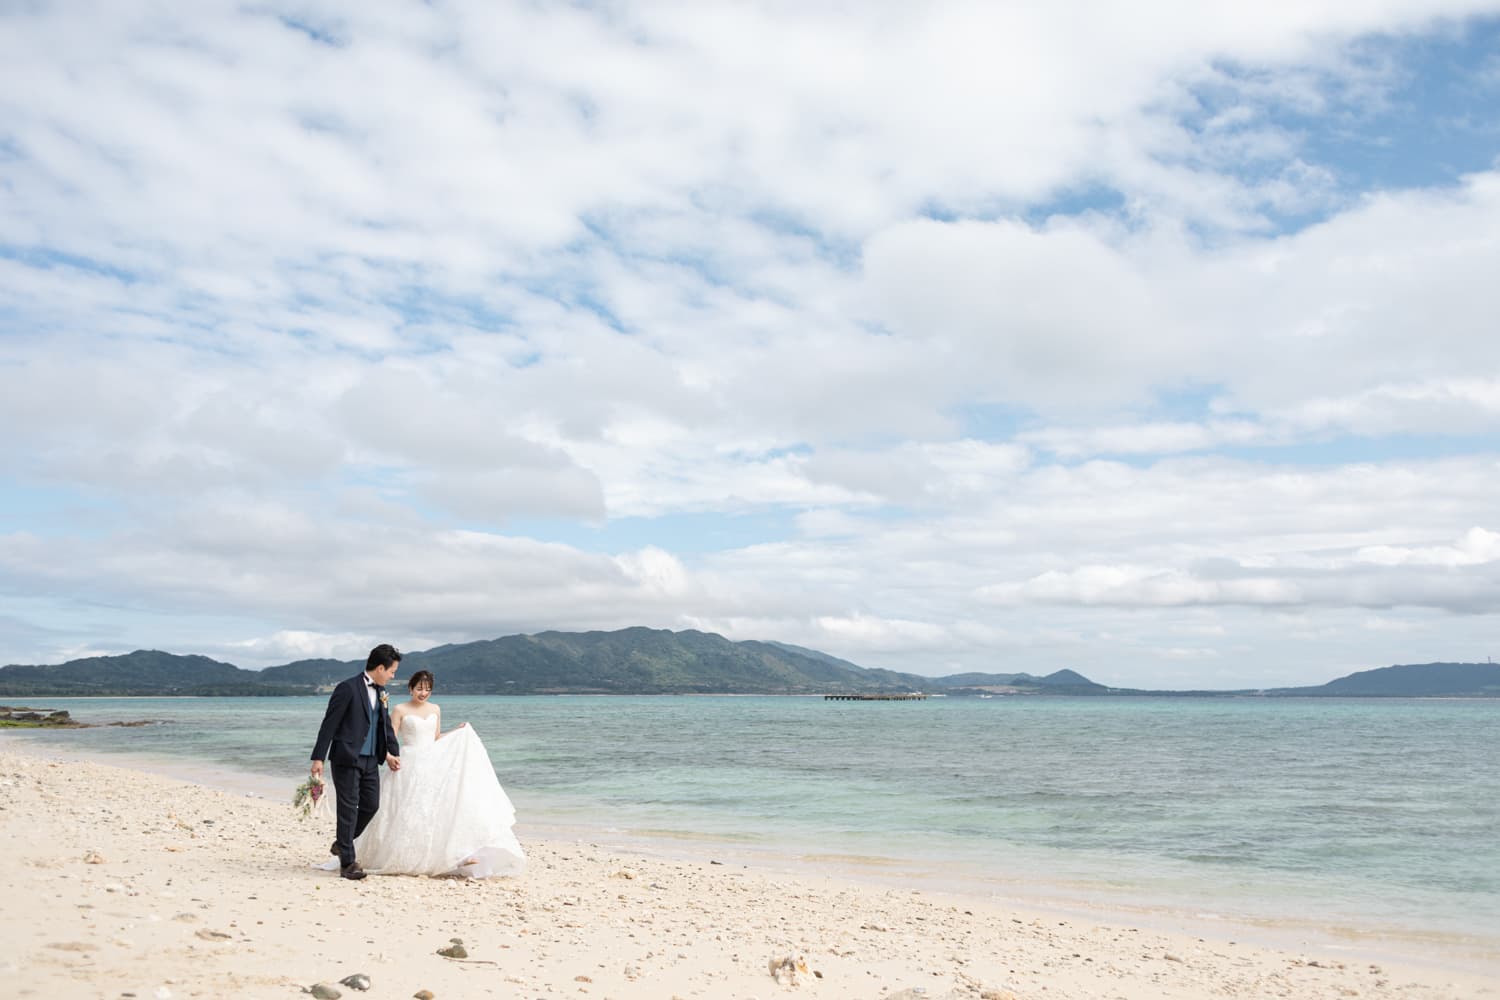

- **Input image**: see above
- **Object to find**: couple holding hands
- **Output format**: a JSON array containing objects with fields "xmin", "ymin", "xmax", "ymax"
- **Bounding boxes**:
[{"xmin": 310, "ymin": 643, "xmax": 526, "ymax": 880}]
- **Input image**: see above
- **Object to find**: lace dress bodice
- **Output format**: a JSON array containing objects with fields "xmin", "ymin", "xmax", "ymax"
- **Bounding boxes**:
[{"xmin": 398, "ymin": 712, "xmax": 438, "ymax": 750}]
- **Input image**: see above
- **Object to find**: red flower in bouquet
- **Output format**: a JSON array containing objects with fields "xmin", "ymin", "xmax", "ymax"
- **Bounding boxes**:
[{"xmin": 292, "ymin": 775, "xmax": 329, "ymax": 820}]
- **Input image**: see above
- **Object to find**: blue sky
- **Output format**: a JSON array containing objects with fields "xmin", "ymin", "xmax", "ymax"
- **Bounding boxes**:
[{"xmin": 2, "ymin": 2, "xmax": 1499, "ymax": 687}]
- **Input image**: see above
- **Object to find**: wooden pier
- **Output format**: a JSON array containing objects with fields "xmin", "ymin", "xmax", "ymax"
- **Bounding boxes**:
[{"xmin": 824, "ymin": 693, "xmax": 928, "ymax": 701}]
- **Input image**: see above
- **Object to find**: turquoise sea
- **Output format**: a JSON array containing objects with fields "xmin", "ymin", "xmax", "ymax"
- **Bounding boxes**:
[{"xmin": 7, "ymin": 694, "xmax": 1499, "ymax": 961}]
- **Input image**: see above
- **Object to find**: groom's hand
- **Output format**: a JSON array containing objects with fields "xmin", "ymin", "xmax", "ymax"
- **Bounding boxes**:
[
  {"xmin": 386, "ymin": 753, "xmax": 401, "ymax": 771},
  {"xmin": 310, "ymin": 760, "xmax": 323, "ymax": 780}
]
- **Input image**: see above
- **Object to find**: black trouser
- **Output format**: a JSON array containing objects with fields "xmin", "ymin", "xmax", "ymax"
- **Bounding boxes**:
[{"xmin": 332, "ymin": 754, "xmax": 380, "ymax": 867}]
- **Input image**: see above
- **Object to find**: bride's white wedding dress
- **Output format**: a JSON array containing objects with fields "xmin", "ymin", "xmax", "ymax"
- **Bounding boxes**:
[{"xmin": 344, "ymin": 713, "xmax": 526, "ymax": 877}]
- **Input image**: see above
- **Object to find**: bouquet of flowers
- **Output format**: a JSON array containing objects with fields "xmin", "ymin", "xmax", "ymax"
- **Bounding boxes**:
[{"xmin": 292, "ymin": 775, "xmax": 331, "ymax": 820}]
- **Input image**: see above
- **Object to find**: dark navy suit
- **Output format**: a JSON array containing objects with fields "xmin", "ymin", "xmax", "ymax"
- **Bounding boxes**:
[{"xmin": 311, "ymin": 673, "xmax": 400, "ymax": 867}]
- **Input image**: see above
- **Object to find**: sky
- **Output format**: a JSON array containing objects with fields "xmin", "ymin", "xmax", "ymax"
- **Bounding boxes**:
[{"xmin": 2, "ymin": 1, "xmax": 1499, "ymax": 689}]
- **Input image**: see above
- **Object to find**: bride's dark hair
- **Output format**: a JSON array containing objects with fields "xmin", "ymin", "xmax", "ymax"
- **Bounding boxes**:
[{"xmin": 407, "ymin": 670, "xmax": 435, "ymax": 691}]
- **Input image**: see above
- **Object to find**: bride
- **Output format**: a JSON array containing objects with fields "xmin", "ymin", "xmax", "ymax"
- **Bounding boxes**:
[{"xmin": 340, "ymin": 670, "xmax": 526, "ymax": 878}]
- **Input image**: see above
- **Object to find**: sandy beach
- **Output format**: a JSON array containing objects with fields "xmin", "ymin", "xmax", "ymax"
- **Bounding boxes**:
[{"xmin": 2, "ymin": 746, "xmax": 1495, "ymax": 1000}]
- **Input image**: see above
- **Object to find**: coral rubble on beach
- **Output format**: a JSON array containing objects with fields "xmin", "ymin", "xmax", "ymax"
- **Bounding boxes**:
[{"xmin": 0, "ymin": 706, "xmax": 83, "ymax": 728}]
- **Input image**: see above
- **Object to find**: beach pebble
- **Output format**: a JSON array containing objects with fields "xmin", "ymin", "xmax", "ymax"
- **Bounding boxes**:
[
  {"xmin": 768, "ymin": 954, "xmax": 807, "ymax": 986},
  {"xmin": 194, "ymin": 929, "xmax": 232, "ymax": 941},
  {"xmin": 338, "ymin": 973, "xmax": 371, "ymax": 990},
  {"xmin": 436, "ymin": 943, "xmax": 467, "ymax": 959},
  {"xmin": 82, "ymin": 849, "xmax": 105, "ymax": 864},
  {"xmin": 413, "ymin": 992, "xmax": 434, "ymax": 1000},
  {"xmin": 306, "ymin": 985, "xmax": 341, "ymax": 999}
]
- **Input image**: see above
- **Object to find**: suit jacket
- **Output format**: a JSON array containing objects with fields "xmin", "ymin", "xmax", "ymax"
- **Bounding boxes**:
[{"xmin": 311, "ymin": 673, "xmax": 400, "ymax": 767}]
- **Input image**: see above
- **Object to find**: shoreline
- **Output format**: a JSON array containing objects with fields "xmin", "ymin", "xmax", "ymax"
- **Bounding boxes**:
[
  {"xmin": 2, "ymin": 740, "xmax": 1497, "ymax": 999},
  {"xmin": 6, "ymin": 733, "xmax": 1499, "ymax": 972}
]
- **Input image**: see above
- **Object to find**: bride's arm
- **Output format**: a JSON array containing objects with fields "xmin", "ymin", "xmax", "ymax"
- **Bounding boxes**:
[{"xmin": 433, "ymin": 704, "xmax": 467, "ymax": 740}]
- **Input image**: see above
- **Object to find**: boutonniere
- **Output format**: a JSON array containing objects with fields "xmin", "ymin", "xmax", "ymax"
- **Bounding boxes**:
[{"xmin": 379, "ymin": 690, "xmax": 389, "ymax": 709}]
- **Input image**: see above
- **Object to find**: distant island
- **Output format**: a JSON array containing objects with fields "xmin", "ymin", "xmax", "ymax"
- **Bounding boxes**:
[{"xmin": 0, "ymin": 627, "xmax": 1497, "ymax": 698}]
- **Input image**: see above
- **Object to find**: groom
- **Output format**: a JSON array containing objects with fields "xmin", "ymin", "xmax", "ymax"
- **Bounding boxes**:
[{"xmin": 310, "ymin": 643, "xmax": 403, "ymax": 880}]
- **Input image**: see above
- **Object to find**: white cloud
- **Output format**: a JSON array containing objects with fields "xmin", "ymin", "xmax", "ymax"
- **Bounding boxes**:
[
  {"xmin": 223, "ymin": 630, "xmax": 370, "ymax": 663},
  {"xmin": 4, "ymin": 2, "xmax": 1500, "ymax": 688},
  {"xmin": 1356, "ymin": 526, "xmax": 1500, "ymax": 566},
  {"xmin": 1022, "ymin": 420, "xmax": 1269, "ymax": 459}
]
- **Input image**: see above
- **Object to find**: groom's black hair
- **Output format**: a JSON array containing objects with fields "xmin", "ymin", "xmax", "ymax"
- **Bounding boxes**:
[{"xmin": 365, "ymin": 643, "xmax": 402, "ymax": 672}]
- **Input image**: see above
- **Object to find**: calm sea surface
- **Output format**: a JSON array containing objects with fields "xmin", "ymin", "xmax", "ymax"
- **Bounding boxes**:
[{"xmin": 8, "ymin": 694, "xmax": 1499, "ymax": 952}]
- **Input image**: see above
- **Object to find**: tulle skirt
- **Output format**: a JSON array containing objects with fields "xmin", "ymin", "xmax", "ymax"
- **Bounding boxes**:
[{"xmin": 352, "ymin": 725, "xmax": 526, "ymax": 878}]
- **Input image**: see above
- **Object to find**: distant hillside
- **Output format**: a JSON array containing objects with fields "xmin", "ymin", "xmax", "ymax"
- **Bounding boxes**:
[
  {"xmin": 1, "ymin": 629, "xmax": 938, "ymax": 697},
  {"xmin": 0, "ymin": 650, "xmax": 302, "ymax": 696},
  {"xmin": 254, "ymin": 657, "xmax": 362, "ymax": 688},
  {"xmin": 933, "ymin": 668, "xmax": 1106, "ymax": 694},
  {"xmin": 1269, "ymin": 662, "xmax": 1500, "ymax": 697},
  {"xmin": 254, "ymin": 629, "xmax": 928, "ymax": 695},
  {"xmin": 7, "ymin": 635, "xmax": 1490, "ymax": 699}
]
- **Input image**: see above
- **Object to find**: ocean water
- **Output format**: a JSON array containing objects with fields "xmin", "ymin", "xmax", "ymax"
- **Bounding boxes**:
[{"xmin": 7, "ymin": 693, "xmax": 1499, "ymax": 956}]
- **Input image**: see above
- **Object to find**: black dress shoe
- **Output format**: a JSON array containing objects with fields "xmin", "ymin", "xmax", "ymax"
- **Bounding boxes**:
[{"xmin": 340, "ymin": 863, "xmax": 366, "ymax": 880}]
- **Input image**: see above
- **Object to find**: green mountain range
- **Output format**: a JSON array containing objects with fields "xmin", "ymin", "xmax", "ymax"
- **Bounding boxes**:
[
  {"xmin": 1267, "ymin": 661, "xmax": 1500, "ymax": 697},
  {"xmin": 0, "ymin": 628, "xmax": 1496, "ymax": 697}
]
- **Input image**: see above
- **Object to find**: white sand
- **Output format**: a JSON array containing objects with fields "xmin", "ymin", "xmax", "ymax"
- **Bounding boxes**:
[{"xmin": 1, "ymin": 747, "xmax": 1495, "ymax": 1000}]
